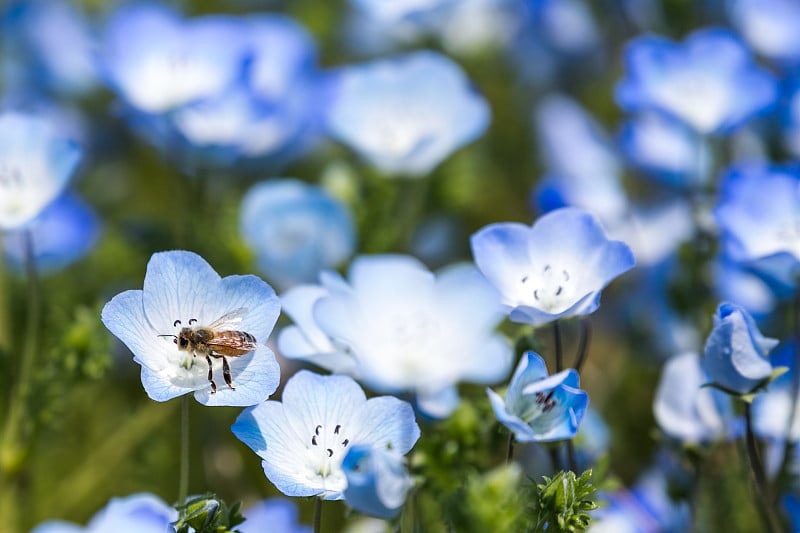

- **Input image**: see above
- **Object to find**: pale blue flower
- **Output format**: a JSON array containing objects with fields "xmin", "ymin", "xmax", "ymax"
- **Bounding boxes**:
[
  {"xmin": 529, "ymin": 0, "xmax": 601, "ymax": 57},
  {"xmin": 471, "ymin": 207, "xmax": 635, "ymax": 325},
  {"xmin": 3, "ymin": 193, "xmax": 99, "ymax": 273},
  {"xmin": 232, "ymin": 370, "xmax": 420, "ymax": 500},
  {"xmin": 277, "ymin": 255, "xmax": 512, "ymax": 418},
  {"xmin": 616, "ymin": 28, "xmax": 778, "ymax": 135},
  {"xmin": 712, "ymin": 256, "xmax": 776, "ymax": 319},
  {"xmin": 728, "ymin": 0, "xmax": 800, "ymax": 68},
  {"xmin": 342, "ymin": 444, "xmax": 414, "ymax": 519},
  {"xmin": 240, "ymin": 498, "xmax": 311, "ymax": 533},
  {"xmin": 31, "ymin": 493, "xmax": 176, "ymax": 533},
  {"xmin": 324, "ymin": 51, "xmax": 490, "ymax": 176},
  {"xmin": 753, "ymin": 344, "xmax": 800, "ymax": 441},
  {"xmin": 239, "ymin": 179, "xmax": 355, "ymax": 290},
  {"xmin": 487, "ymin": 351, "xmax": 588, "ymax": 442},
  {"xmin": 653, "ymin": 352, "xmax": 736, "ymax": 444},
  {"xmin": 782, "ymin": 80, "xmax": 800, "ymax": 159},
  {"xmin": 0, "ymin": 110, "xmax": 81, "ymax": 231},
  {"xmin": 703, "ymin": 302, "xmax": 778, "ymax": 395},
  {"xmin": 350, "ymin": 0, "xmax": 455, "ymax": 24},
  {"xmin": 101, "ymin": 250, "xmax": 280, "ymax": 406}
]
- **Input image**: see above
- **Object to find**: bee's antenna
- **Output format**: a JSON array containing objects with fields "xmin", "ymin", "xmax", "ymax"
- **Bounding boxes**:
[{"xmin": 158, "ymin": 334, "xmax": 177, "ymax": 339}]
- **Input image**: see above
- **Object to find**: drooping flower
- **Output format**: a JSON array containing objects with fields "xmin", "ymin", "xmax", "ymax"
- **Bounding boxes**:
[
  {"xmin": 277, "ymin": 255, "xmax": 512, "ymax": 417},
  {"xmin": 616, "ymin": 28, "xmax": 778, "ymax": 135},
  {"xmin": 231, "ymin": 370, "xmax": 420, "ymax": 501},
  {"xmin": 0, "ymin": 110, "xmax": 81, "ymax": 231},
  {"xmin": 101, "ymin": 250, "xmax": 281, "ymax": 406},
  {"xmin": 470, "ymin": 207, "xmax": 635, "ymax": 326},
  {"xmin": 487, "ymin": 351, "xmax": 588, "ymax": 442},
  {"xmin": 31, "ymin": 493, "xmax": 177, "ymax": 533},
  {"xmin": 342, "ymin": 444, "xmax": 414, "ymax": 519},
  {"xmin": 239, "ymin": 498, "xmax": 312, "ymax": 533},
  {"xmin": 239, "ymin": 179, "xmax": 356, "ymax": 290},
  {"xmin": 703, "ymin": 302, "xmax": 778, "ymax": 395},
  {"xmin": 323, "ymin": 50, "xmax": 490, "ymax": 176}
]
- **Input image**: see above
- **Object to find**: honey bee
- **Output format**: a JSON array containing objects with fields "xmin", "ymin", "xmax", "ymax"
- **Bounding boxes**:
[{"xmin": 159, "ymin": 307, "xmax": 257, "ymax": 394}]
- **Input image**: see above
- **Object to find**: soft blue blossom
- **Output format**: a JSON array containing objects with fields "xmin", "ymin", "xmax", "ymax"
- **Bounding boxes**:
[
  {"xmin": 3, "ymin": 193, "xmax": 99, "ymax": 273},
  {"xmin": 240, "ymin": 498, "xmax": 311, "ymax": 533},
  {"xmin": 753, "ymin": 343, "xmax": 800, "ymax": 441},
  {"xmin": 101, "ymin": 250, "xmax": 281, "ymax": 406},
  {"xmin": 324, "ymin": 51, "xmax": 490, "ymax": 176},
  {"xmin": 239, "ymin": 179, "xmax": 355, "ymax": 290},
  {"xmin": 349, "ymin": 0, "xmax": 455, "ymax": 24},
  {"xmin": 471, "ymin": 207, "xmax": 635, "ymax": 325},
  {"xmin": 782, "ymin": 80, "xmax": 800, "ymax": 159},
  {"xmin": 277, "ymin": 255, "xmax": 512, "ymax": 418},
  {"xmin": 487, "ymin": 351, "xmax": 588, "ymax": 442},
  {"xmin": 232, "ymin": 370, "xmax": 420, "ymax": 500},
  {"xmin": 713, "ymin": 256, "xmax": 777, "ymax": 319},
  {"xmin": 703, "ymin": 302, "xmax": 778, "ymax": 394},
  {"xmin": 714, "ymin": 162, "xmax": 800, "ymax": 296},
  {"xmin": 342, "ymin": 444, "xmax": 414, "ymax": 519},
  {"xmin": 653, "ymin": 352, "xmax": 736, "ymax": 444},
  {"xmin": 528, "ymin": 0, "xmax": 601, "ymax": 57},
  {"xmin": 616, "ymin": 28, "xmax": 778, "ymax": 135},
  {"xmin": 728, "ymin": 0, "xmax": 800, "ymax": 68},
  {"xmin": 0, "ymin": 110, "xmax": 81, "ymax": 231},
  {"xmin": 31, "ymin": 493, "xmax": 176, "ymax": 533}
]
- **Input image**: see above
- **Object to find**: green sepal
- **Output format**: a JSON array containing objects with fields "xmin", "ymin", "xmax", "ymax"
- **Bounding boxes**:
[{"xmin": 173, "ymin": 493, "xmax": 246, "ymax": 533}]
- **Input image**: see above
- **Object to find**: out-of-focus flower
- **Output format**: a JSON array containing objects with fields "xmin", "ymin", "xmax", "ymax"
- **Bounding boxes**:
[
  {"xmin": 753, "ymin": 343, "xmax": 800, "ymax": 441},
  {"xmin": 239, "ymin": 179, "xmax": 356, "ymax": 290},
  {"xmin": 342, "ymin": 444, "xmax": 414, "ymax": 519},
  {"xmin": 471, "ymin": 207, "xmax": 635, "ymax": 326},
  {"xmin": 349, "ymin": 0, "xmax": 455, "ymax": 24},
  {"xmin": 728, "ymin": 0, "xmax": 800, "ymax": 68},
  {"xmin": 616, "ymin": 28, "xmax": 778, "ymax": 135},
  {"xmin": 277, "ymin": 255, "xmax": 512, "ymax": 418},
  {"xmin": 528, "ymin": 0, "xmax": 601, "ymax": 57},
  {"xmin": 101, "ymin": 250, "xmax": 281, "ymax": 406},
  {"xmin": 714, "ymin": 162, "xmax": 800, "ymax": 296},
  {"xmin": 324, "ymin": 51, "xmax": 490, "ymax": 176},
  {"xmin": 608, "ymin": 200, "xmax": 694, "ymax": 268},
  {"xmin": 782, "ymin": 80, "xmax": 800, "ymax": 159},
  {"xmin": 703, "ymin": 302, "xmax": 778, "ymax": 395},
  {"xmin": 31, "ymin": 493, "xmax": 176, "ymax": 533},
  {"xmin": 712, "ymin": 256, "xmax": 777, "ymax": 320},
  {"xmin": 0, "ymin": 111, "xmax": 81, "ymax": 231},
  {"xmin": 3, "ymin": 193, "xmax": 100, "ymax": 273},
  {"xmin": 239, "ymin": 498, "xmax": 312, "ymax": 533},
  {"xmin": 487, "ymin": 351, "xmax": 588, "ymax": 442},
  {"xmin": 653, "ymin": 352, "xmax": 736, "ymax": 444},
  {"xmin": 232, "ymin": 370, "xmax": 420, "ymax": 500}
]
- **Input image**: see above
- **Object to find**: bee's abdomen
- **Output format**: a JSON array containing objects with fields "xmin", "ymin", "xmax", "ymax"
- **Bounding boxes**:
[{"xmin": 210, "ymin": 330, "xmax": 258, "ymax": 356}]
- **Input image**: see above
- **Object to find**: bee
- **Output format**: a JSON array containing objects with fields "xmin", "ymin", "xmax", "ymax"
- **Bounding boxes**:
[{"xmin": 158, "ymin": 307, "xmax": 257, "ymax": 394}]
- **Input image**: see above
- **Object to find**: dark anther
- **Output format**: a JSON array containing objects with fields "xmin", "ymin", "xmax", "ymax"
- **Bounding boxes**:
[
  {"xmin": 563, "ymin": 270, "xmax": 570, "ymax": 281},
  {"xmin": 312, "ymin": 436, "xmax": 318, "ymax": 446},
  {"xmin": 189, "ymin": 318, "xmax": 198, "ymax": 325},
  {"xmin": 544, "ymin": 390, "xmax": 555, "ymax": 402},
  {"xmin": 173, "ymin": 319, "xmax": 182, "ymax": 327},
  {"xmin": 315, "ymin": 425, "xmax": 322, "ymax": 435},
  {"xmin": 334, "ymin": 425, "xmax": 341, "ymax": 434},
  {"xmin": 544, "ymin": 264, "xmax": 551, "ymax": 272},
  {"xmin": 326, "ymin": 449, "xmax": 333, "ymax": 457},
  {"xmin": 534, "ymin": 289, "xmax": 540, "ymax": 300},
  {"xmin": 556, "ymin": 286, "xmax": 563, "ymax": 296},
  {"xmin": 535, "ymin": 392, "xmax": 545, "ymax": 404},
  {"xmin": 342, "ymin": 439, "xmax": 349, "ymax": 447},
  {"xmin": 521, "ymin": 275, "xmax": 529, "ymax": 283}
]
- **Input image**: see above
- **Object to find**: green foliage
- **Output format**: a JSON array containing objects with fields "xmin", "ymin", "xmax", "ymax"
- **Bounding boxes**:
[
  {"xmin": 174, "ymin": 493, "xmax": 245, "ymax": 533},
  {"xmin": 461, "ymin": 464, "xmax": 526, "ymax": 533},
  {"xmin": 528, "ymin": 470, "xmax": 599, "ymax": 533}
]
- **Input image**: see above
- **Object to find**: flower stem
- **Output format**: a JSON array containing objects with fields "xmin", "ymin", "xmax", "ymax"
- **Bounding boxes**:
[
  {"xmin": 744, "ymin": 402, "xmax": 780, "ymax": 533},
  {"xmin": 0, "ymin": 236, "xmax": 9, "ymax": 354},
  {"xmin": 506, "ymin": 433, "xmax": 515, "ymax": 463},
  {"xmin": 178, "ymin": 394, "xmax": 190, "ymax": 505},
  {"xmin": 552, "ymin": 321, "xmax": 563, "ymax": 372},
  {"xmin": 565, "ymin": 441, "xmax": 577, "ymax": 473},
  {"xmin": 313, "ymin": 497, "xmax": 323, "ymax": 533},
  {"xmin": 573, "ymin": 318, "xmax": 591, "ymax": 374}
]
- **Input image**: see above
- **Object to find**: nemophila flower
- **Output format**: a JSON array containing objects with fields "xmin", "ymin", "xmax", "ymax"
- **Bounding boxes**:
[
  {"xmin": 101, "ymin": 250, "xmax": 280, "ymax": 406},
  {"xmin": 277, "ymin": 255, "xmax": 512, "ymax": 417},
  {"xmin": 239, "ymin": 179, "xmax": 355, "ymax": 290},
  {"xmin": 753, "ymin": 344, "xmax": 800, "ymax": 441},
  {"xmin": 703, "ymin": 302, "xmax": 778, "ymax": 395},
  {"xmin": 342, "ymin": 444, "xmax": 414, "ymax": 519},
  {"xmin": 324, "ymin": 50, "xmax": 490, "ymax": 176},
  {"xmin": 728, "ymin": 0, "xmax": 800, "ymax": 68},
  {"xmin": 31, "ymin": 493, "xmax": 176, "ymax": 533},
  {"xmin": 782, "ymin": 81, "xmax": 800, "ymax": 159},
  {"xmin": 529, "ymin": 0, "xmax": 601, "ymax": 57},
  {"xmin": 471, "ymin": 207, "xmax": 635, "ymax": 326},
  {"xmin": 653, "ymin": 352, "xmax": 736, "ymax": 444},
  {"xmin": 487, "ymin": 351, "xmax": 588, "ymax": 442},
  {"xmin": 3, "ymin": 193, "xmax": 100, "ymax": 273},
  {"xmin": 616, "ymin": 28, "xmax": 778, "ymax": 135},
  {"xmin": 232, "ymin": 370, "xmax": 420, "ymax": 500},
  {"xmin": 240, "ymin": 498, "xmax": 311, "ymax": 533},
  {"xmin": 714, "ymin": 162, "xmax": 800, "ymax": 295},
  {"xmin": 713, "ymin": 257, "xmax": 776, "ymax": 319},
  {"xmin": 609, "ymin": 200, "xmax": 693, "ymax": 268},
  {"xmin": 350, "ymin": 0, "xmax": 455, "ymax": 24},
  {"xmin": 0, "ymin": 111, "xmax": 81, "ymax": 231}
]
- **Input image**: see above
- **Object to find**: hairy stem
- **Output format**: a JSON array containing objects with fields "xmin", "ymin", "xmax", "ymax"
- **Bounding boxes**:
[
  {"xmin": 506, "ymin": 433, "xmax": 515, "ymax": 463},
  {"xmin": 313, "ymin": 497, "xmax": 323, "ymax": 533},
  {"xmin": 553, "ymin": 321, "xmax": 563, "ymax": 372},
  {"xmin": 179, "ymin": 394, "xmax": 190, "ymax": 505},
  {"xmin": 574, "ymin": 318, "xmax": 591, "ymax": 374}
]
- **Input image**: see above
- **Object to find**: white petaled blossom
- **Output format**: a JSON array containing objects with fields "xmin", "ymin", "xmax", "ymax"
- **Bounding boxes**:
[
  {"xmin": 231, "ymin": 371, "xmax": 420, "ymax": 501},
  {"xmin": 101, "ymin": 250, "xmax": 281, "ymax": 406},
  {"xmin": 0, "ymin": 111, "xmax": 81, "ymax": 231},
  {"xmin": 277, "ymin": 255, "xmax": 513, "ymax": 418}
]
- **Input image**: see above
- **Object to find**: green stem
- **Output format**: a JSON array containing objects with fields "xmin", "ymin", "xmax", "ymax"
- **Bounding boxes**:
[
  {"xmin": 313, "ymin": 497, "xmax": 323, "ymax": 533},
  {"xmin": 0, "ymin": 235, "xmax": 9, "ymax": 354},
  {"xmin": 552, "ymin": 321, "xmax": 563, "ymax": 372},
  {"xmin": 178, "ymin": 395, "xmax": 190, "ymax": 505},
  {"xmin": 573, "ymin": 318, "xmax": 591, "ymax": 374},
  {"xmin": 744, "ymin": 403, "xmax": 780, "ymax": 533},
  {"xmin": 506, "ymin": 433, "xmax": 515, "ymax": 463}
]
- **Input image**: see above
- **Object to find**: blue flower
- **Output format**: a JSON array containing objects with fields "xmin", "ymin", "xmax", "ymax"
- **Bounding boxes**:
[
  {"xmin": 324, "ymin": 50, "xmax": 490, "ymax": 176},
  {"xmin": 101, "ymin": 250, "xmax": 281, "ymax": 406},
  {"xmin": 0, "ymin": 110, "xmax": 81, "ymax": 231},
  {"xmin": 3, "ymin": 193, "xmax": 100, "ymax": 273},
  {"xmin": 342, "ymin": 444, "xmax": 414, "ymax": 519},
  {"xmin": 703, "ymin": 302, "xmax": 778, "ymax": 395},
  {"xmin": 653, "ymin": 352, "xmax": 736, "ymax": 444},
  {"xmin": 714, "ymin": 162, "xmax": 800, "ymax": 296},
  {"xmin": 487, "ymin": 351, "xmax": 588, "ymax": 442},
  {"xmin": 239, "ymin": 498, "xmax": 311, "ymax": 533},
  {"xmin": 349, "ymin": 0, "xmax": 455, "ymax": 24},
  {"xmin": 753, "ymin": 343, "xmax": 800, "ymax": 441},
  {"xmin": 31, "ymin": 493, "xmax": 177, "ymax": 533},
  {"xmin": 276, "ymin": 255, "xmax": 512, "ymax": 418},
  {"xmin": 729, "ymin": 0, "xmax": 800, "ymax": 69},
  {"xmin": 616, "ymin": 28, "xmax": 777, "ymax": 135},
  {"xmin": 232, "ymin": 370, "xmax": 420, "ymax": 500},
  {"xmin": 471, "ymin": 207, "xmax": 635, "ymax": 325},
  {"xmin": 239, "ymin": 179, "xmax": 355, "ymax": 290},
  {"xmin": 712, "ymin": 256, "xmax": 776, "ymax": 320}
]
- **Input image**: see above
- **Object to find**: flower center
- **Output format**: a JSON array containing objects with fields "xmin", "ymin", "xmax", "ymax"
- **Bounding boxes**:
[
  {"xmin": 774, "ymin": 216, "xmax": 800, "ymax": 259},
  {"xmin": 0, "ymin": 163, "xmax": 23, "ymax": 190},
  {"xmin": 518, "ymin": 390, "xmax": 559, "ymax": 422},
  {"xmin": 303, "ymin": 423, "xmax": 351, "ymax": 486},
  {"xmin": 520, "ymin": 264, "xmax": 575, "ymax": 312}
]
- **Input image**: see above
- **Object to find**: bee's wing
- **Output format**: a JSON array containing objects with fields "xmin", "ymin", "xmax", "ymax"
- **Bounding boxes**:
[{"xmin": 206, "ymin": 307, "xmax": 248, "ymax": 330}]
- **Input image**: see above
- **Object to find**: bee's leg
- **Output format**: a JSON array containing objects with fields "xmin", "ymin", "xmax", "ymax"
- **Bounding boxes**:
[
  {"xmin": 222, "ymin": 356, "xmax": 235, "ymax": 390},
  {"xmin": 205, "ymin": 354, "xmax": 217, "ymax": 394}
]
